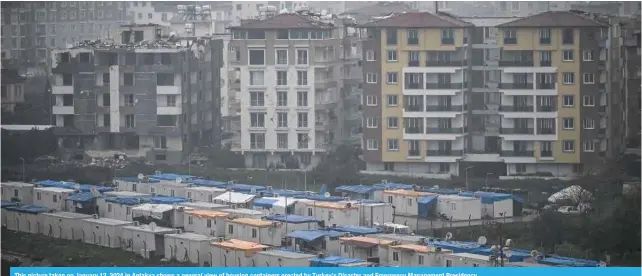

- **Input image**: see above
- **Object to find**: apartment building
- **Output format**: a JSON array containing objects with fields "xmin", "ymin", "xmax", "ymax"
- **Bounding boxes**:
[
  {"xmin": 360, "ymin": 11, "xmax": 615, "ymax": 179},
  {"xmin": 228, "ymin": 12, "xmax": 355, "ymax": 169},
  {"xmin": 1, "ymin": 68, "xmax": 26, "ymax": 113},
  {"xmin": 619, "ymin": 20, "xmax": 641, "ymax": 149},
  {"xmin": 1, "ymin": 1, "xmax": 127, "ymax": 66},
  {"xmin": 50, "ymin": 24, "xmax": 223, "ymax": 164},
  {"xmin": 126, "ymin": 1, "xmax": 175, "ymax": 27}
]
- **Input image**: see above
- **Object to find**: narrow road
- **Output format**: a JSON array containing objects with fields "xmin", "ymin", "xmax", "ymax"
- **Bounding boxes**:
[{"xmin": 394, "ymin": 212, "xmax": 539, "ymax": 232}]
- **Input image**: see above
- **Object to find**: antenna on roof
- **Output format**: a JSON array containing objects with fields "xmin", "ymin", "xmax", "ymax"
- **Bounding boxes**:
[
  {"xmin": 176, "ymin": 177, "xmax": 183, "ymax": 184},
  {"xmin": 149, "ymin": 222, "xmax": 157, "ymax": 230},
  {"xmin": 445, "ymin": 232, "xmax": 453, "ymax": 241},
  {"xmin": 73, "ymin": 184, "xmax": 81, "ymax": 191},
  {"xmin": 477, "ymin": 236, "xmax": 487, "ymax": 245},
  {"xmin": 324, "ymin": 192, "xmax": 331, "ymax": 198},
  {"xmin": 137, "ymin": 173, "xmax": 145, "ymax": 180}
]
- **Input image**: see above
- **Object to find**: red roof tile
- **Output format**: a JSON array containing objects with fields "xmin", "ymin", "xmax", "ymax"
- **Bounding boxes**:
[
  {"xmin": 497, "ymin": 11, "xmax": 607, "ymax": 28},
  {"xmin": 231, "ymin": 13, "xmax": 333, "ymax": 29},
  {"xmin": 358, "ymin": 12, "xmax": 471, "ymax": 28}
]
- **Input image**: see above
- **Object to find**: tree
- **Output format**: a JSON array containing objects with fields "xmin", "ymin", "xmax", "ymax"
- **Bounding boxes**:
[{"xmin": 311, "ymin": 144, "xmax": 364, "ymax": 191}]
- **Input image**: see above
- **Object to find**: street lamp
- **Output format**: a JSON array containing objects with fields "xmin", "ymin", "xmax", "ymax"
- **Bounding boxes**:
[
  {"xmin": 465, "ymin": 166, "xmax": 474, "ymax": 191},
  {"xmin": 19, "ymin": 157, "xmax": 25, "ymax": 182},
  {"xmin": 490, "ymin": 221, "xmax": 511, "ymax": 267}
]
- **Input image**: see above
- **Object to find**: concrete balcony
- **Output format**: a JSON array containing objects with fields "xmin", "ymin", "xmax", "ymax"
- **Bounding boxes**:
[
  {"xmin": 52, "ymin": 86, "xmax": 74, "ymax": 94},
  {"xmin": 426, "ymin": 150, "xmax": 464, "ymax": 156},
  {"xmin": 537, "ymin": 106, "xmax": 557, "ymax": 112},
  {"xmin": 157, "ymin": 85, "xmax": 181, "ymax": 95},
  {"xmin": 499, "ymin": 60, "xmax": 534, "ymax": 67},
  {"xmin": 425, "ymin": 127, "xmax": 465, "ymax": 134},
  {"xmin": 500, "ymin": 150, "xmax": 534, "ymax": 157},
  {"xmin": 425, "ymin": 60, "xmax": 466, "ymax": 67},
  {"xmin": 499, "ymin": 106, "xmax": 534, "ymax": 112},
  {"xmin": 52, "ymin": 106, "xmax": 74, "ymax": 114},
  {"xmin": 425, "ymin": 105, "xmax": 466, "ymax": 112},
  {"xmin": 500, "ymin": 128, "xmax": 534, "ymax": 134},
  {"xmin": 157, "ymin": 106, "xmax": 181, "ymax": 115},
  {"xmin": 425, "ymin": 83, "xmax": 465, "ymax": 89}
]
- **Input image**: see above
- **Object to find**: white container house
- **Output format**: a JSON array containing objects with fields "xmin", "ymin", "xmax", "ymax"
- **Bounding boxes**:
[
  {"xmin": 102, "ymin": 191, "xmax": 151, "ymax": 198},
  {"xmin": 3, "ymin": 205, "xmax": 49, "ymax": 234},
  {"xmin": 184, "ymin": 210, "xmax": 229, "ymax": 237},
  {"xmin": 210, "ymin": 238, "xmax": 269, "ymax": 267},
  {"xmin": 164, "ymin": 232, "xmax": 212, "ymax": 266},
  {"xmin": 221, "ymin": 208, "xmax": 263, "ymax": 219},
  {"xmin": 131, "ymin": 203, "xmax": 176, "ymax": 227},
  {"xmin": 339, "ymin": 236, "xmax": 396, "ymax": 265},
  {"xmin": 96, "ymin": 197, "xmax": 146, "ymax": 221},
  {"xmin": 1, "ymin": 182, "xmax": 34, "ymax": 204},
  {"xmin": 299, "ymin": 201, "xmax": 360, "ymax": 227},
  {"xmin": 389, "ymin": 244, "xmax": 453, "ymax": 267},
  {"xmin": 382, "ymin": 190, "xmax": 437, "ymax": 217},
  {"xmin": 435, "ymin": 195, "xmax": 483, "ymax": 221},
  {"xmin": 214, "ymin": 192, "xmax": 256, "ymax": 208},
  {"xmin": 186, "ymin": 186, "xmax": 226, "ymax": 202},
  {"xmin": 443, "ymin": 252, "xmax": 494, "ymax": 267},
  {"xmin": 82, "ymin": 217, "xmax": 134, "ymax": 248},
  {"xmin": 41, "ymin": 212, "xmax": 92, "ymax": 240},
  {"xmin": 254, "ymin": 249, "xmax": 316, "ymax": 267},
  {"xmin": 33, "ymin": 187, "xmax": 76, "ymax": 211},
  {"xmin": 149, "ymin": 182, "xmax": 190, "ymax": 198},
  {"xmin": 225, "ymin": 218, "xmax": 283, "ymax": 246},
  {"xmin": 264, "ymin": 215, "xmax": 319, "ymax": 233},
  {"xmin": 359, "ymin": 202, "xmax": 394, "ymax": 227},
  {"xmin": 114, "ymin": 178, "xmax": 155, "ymax": 194},
  {"xmin": 481, "ymin": 197, "xmax": 514, "ymax": 219},
  {"xmin": 122, "ymin": 223, "xmax": 178, "ymax": 259},
  {"xmin": 180, "ymin": 201, "xmax": 228, "ymax": 211}
]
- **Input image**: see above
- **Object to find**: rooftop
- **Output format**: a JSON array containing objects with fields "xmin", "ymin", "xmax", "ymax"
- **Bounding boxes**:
[
  {"xmin": 83, "ymin": 217, "xmax": 133, "ymax": 226},
  {"xmin": 123, "ymin": 223, "xmax": 177, "ymax": 233},
  {"xmin": 339, "ymin": 236, "xmax": 395, "ymax": 247},
  {"xmin": 184, "ymin": 209, "xmax": 229, "ymax": 219},
  {"xmin": 392, "ymin": 244, "xmax": 452, "ymax": 254},
  {"xmin": 165, "ymin": 232, "xmax": 211, "ymax": 241},
  {"xmin": 231, "ymin": 13, "xmax": 335, "ymax": 30},
  {"xmin": 4, "ymin": 205, "xmax": 51, "ymax": 214},
  {"xmin": 359, "ymin": 12, "xmax": 472, "ymax": 28},
  {"xmin": 34, "ymin": 187, "xmax": 76, "ymax": 193},
  {"xmin": 212, "ymin": 239, "xmax": 269, "ymax": 252},
  {"xmin": 42, "ymin": 212, "xmax": 93, "ymax": 219},
  {"xmin": 497, "ymin": 11, "xmax": 608, "ymax": 28},
  {"xmin": 383, "ymin": 189, "xmax": 436, "ymax": 197},
  {"xmin": 258, "ymin": 249, "xmax": 316, "ymax": 259},
  {"xmin": 302, "ymin": 201, "xmax": 358, "ymax": 209},
  {"xmin": 179, "ymin": 202, "xmax": 227, "ymax": 210},
  {"xmin": 2, "ymin": 182, "xmax": 34, "ymax": 188},
  {"xmin": 228, "ymin": 218, "xmax": 273, "ymax": 228},
  {"xmin": 448, "ymin": 252, "xmax": 492, "ymax": 261}
]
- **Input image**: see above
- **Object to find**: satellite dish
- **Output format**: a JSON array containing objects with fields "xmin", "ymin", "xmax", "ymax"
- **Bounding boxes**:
[
  {"xmin": 477, "ymin": 236, "xmax": 487, "ymax": 245},
  {"xmin": 445, "ymin": 232, "xmax": 453, "ymax": 241},
  {"xmin": 149, "ymin": 222, "xmax": 157, "ymax": 229},
  {"xmin": 504, "ymin": 248, "xmax": 512, "ymax": 258},
  {"xmin": 530, "ymin": 250, "xmax": 539, "ymax": 257},
  {"xmin": 176, "ymin": 177, "xmax": 183, "ymax": 183},
  {"xmin": 137, "ymin": 173, "xmax": 145, "ymax": 180},
  {"xmin": 505, "ymin": 239, "xmax": 513, "ymax": 247},
  {"xmin": 74, "ymin": 184, "xmax": 81, "ymax": 191},
  {"xmin": 250, "ymin": 188, "xmax": 257, "ymax": 194},
  {"xmin": 599, "ymin": 261, "xmax": 606, "ymax": 267},
  {"xmin": 324, "ymin": 192, "xmax": 331, "ymax": 198},
  {"xmin": 172, "ymin": 203, "xmax": 178, "ymax": 209},
  {"xmin": 90, "ymin": 187, "xmax": 101, "ymax": 197}
]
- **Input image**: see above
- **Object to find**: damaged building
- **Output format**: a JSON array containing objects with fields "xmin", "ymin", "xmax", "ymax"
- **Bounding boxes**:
[{"xmin": 49, "ymin": 24, "xmax": 224, "ymax": 164}]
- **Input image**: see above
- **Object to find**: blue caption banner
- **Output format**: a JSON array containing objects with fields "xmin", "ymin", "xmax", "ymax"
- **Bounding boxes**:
[{"xmin": 9, "ymin": 267, "xmax": 642, "ymax": 276}]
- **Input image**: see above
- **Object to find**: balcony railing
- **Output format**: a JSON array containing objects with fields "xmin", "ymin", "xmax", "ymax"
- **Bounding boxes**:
[
  {"xmin": 540, "ymin": 60, "xmax": 552, "ymax": 67},
  {"xmin": 408, "ymin": 150, "xmax": 421, "ymax": 157},
  {"xmin": 499, "ymin": 83, "xmax": 534, "ymax": 89},
  {"xmin": 426, "ymin": 60, "xmax": 465, "ymax": 67},
  {"xmin": 425, "ymin": 127, "xmax": 464, "ymax": 134},
  {"xmin": 499, "ymin": 105, "xmax": 534, "ymax": 112},
  {"xmin": 408, "ymin": 60, "xmax": 420, "ymax": 67},
  {"xmin": 501, "ymin": 150, "xmax": 534, "ymax": 157},
  {"xmin": 599, "ymin": 106, "xmax": 606, "ymax": 112},
  {"xmin": 426, "ymin": 150, "xmax": 464, "ymax": 156},
  {"xmin": 598, "ymin": 128, "xmax": 607, "ymax": 135},
  {"xmin": 405, "ymin": 83, "xmax": 422, "ymax": 89},
  {"xmin": 538, "ymin": 128, "xmax": 555, "ymax": 135},
  {"xmin": 404, "ymin": 127, "xmax": 424, "ymax": 134},
  {"xmin": 404, "ymin": 105, "xmax": 424, "ymax": 112},
  {"xmin": 500, "ymin": 128, "xmax": 534, "ymax": 134},
  {"xmin": 504, "ymin": 38, "xmax": 517, "ymax": 45},
  {"xmin": 539, "ymin": 38, "xmax": 551, "ymax": 45},
  {"xmin": 425, "ymin": 105, "xmax": 465, "ymax": 112},
  {"xmin": 408, "ymin": 38, "xmax": 419, "ymax": 45},
  {"xmin": 425, "ymin": 83, "xmax": 464, "ymax": 89},
  {"xmin": 540, "ymin": 151, "xmax": 553, "ymax": 157},
  {"xmin": 537, "ymin": 83, "xmax": 555, "ymax": 89},
  {"xmin": 499, "ymin": 60, "xmax": 534, "ymax": 67},
  {"xmin": 537, "ymin": 106, "xmax": 556, "ymax": 112},
  {"xmin": 441, "ymin": 38, "xmax": 455, "ymax": 45}
]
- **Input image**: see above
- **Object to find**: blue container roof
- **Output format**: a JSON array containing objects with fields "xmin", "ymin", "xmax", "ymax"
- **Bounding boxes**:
[
  {"xmin": 115, "ymin": 177, "xmax": 161, "ymax": 183},
  {"xmin": 286, "ymin": 230, "xmax": 344, "ymax": 242},
  {"xmin": 418, "ymin": 195, "xmax": 439, "ymax": 204},
  {"xmin": 265, "ymin": 215, "xmax": 319, "ymax": 223},
  {"xmin": 425, "ymin": 240, "xmax": 485, "ymax": 253},
  {"xmin": 310, "ymin": 256, "xmax": 363, "ymax": 267},
  {"xmin": 372, "ymin": 183, "xmax": 414, "ymax": 190},
  {"xmin": 4, "ymin": 204, "xmax": 51, "ymax": 214},
  {"xmin": 335, "ymin": 185, "xmax": 375, "ymax": 194},
  {"xmin": 262, "ymin": 189, "xmax": 306, "ymax": 197},
  {"xmin": 104, "ymin": 197, "xmax": 150, "ymax": 205},
  {"xmin": 253, "ymin": 198, "xmax": 279, "ymax": 209},
  {"xmin": 1, "ymin": 201, "xmax": 18, "ymax": 208},
  {"xmin": 295, "ymin": 194, "xmax": 345, "ymax": 202},
  {"xmin": 471, "ymin": 248, "xmax": 532, "ymax": 262},
  {"xmin": 36, "ymin": 180, "xmax": 113, "ymax": 193},
  {"xmin": 537, "ymin": 255, "xmax": 600, "ymax": 267},
  {"xmin": 149, "ymin": 173, "xmax": 196, "ymax": 181},
  {"xmin": 149, "ymin": 196, "xmax": 188, "ymax": 204},
  {"xmin": 458, "ymin": 191, "xmax": 524, "ymax": 204},
  {"xmin": 328, "ymin": 225, "xmax": 381, "ymax": 235},
  {"xmin": 228, "ymin": 184, "xmax": 266, "ymax": 192},
  {"xmin": 188, "ymin": 179, "xmax": 227, "ymax": 188},
  {"xmin": 66, "ymin": 192, "xmax": 97, "ymax": 202}
]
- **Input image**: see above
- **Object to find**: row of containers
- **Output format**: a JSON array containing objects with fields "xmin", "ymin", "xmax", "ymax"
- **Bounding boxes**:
[{"xmin": 1, "ymin": 201, "xmax": 601, "ymax": 268}]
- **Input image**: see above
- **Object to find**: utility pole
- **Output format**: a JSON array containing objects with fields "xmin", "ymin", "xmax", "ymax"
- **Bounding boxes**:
[{"xmin": 465, "ymin": 166, "xmax": 474, "ymax": 191}]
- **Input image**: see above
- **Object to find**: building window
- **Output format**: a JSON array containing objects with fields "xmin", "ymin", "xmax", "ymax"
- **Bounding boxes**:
[
  {"xmin": 366, "ymin": 73, "xmax": 378, "ymax": 83},
  {"xmin": 250, "ymin": 92, "xmax": 264, "ymax": 106},
  {"xmin": 297, "ymin": 71, "xmax": 308, "ymax": 86},
  {"xmin": 277, "ymin": 133, "xmax": 288, "ymax": 149},
  {"xmin": 563, "ymin": 118, "xmax": 574, "ymax": 130},
  {"xmin": 408, "ymin": 29, "xmax": 419, "ymax": 45},
  {"xmin": 154, "ymin": 136, "xmax": 167, "ymax": 149},
  {"xmin": 582, "ymin": 95, "xmax": 595, "ymax": 106},
  {"xmin": 503, "ymin": 29, "xmax": 517, "ymax": 44},
  {"xmin": 583, "ymin": 118, "xmax": 595, "ymax": 129},
  {"xmin": 386, "ymin": 28, "xmax": 397, "ymax": 45},
  {"xmin": 296, "ymin": 49, "xmax": 308, "ymax": 65},
  {"xmin": 250, "ymin": 133, "xmax": 265, "ymax": 149},
  {"xmin": 277, "ymin": 113, "xmax": 288, "ymax": 128},
  {"xmin": 297, "ymin": 133, "xmax": 308, "ymax": 149},
  {"xmin": 563, "ymin": 140, "xmax": 575, "ymax": 152},
  {"xmin": 441, "ymin": 28, "xmax": 455, "ymax": 45},
  {"xmin": 388, "ymin": 139, "xmax": 399, "ymax": 151},
  {"xmin": 562, "ymin": 95, "xmax": 574, "ymax": 107},
  {"xmin": 249, "ymin": 71, "xmax": 264, "ymax": 86},
  {"xmin": 247, "ymin": 30, "xmax": 265, "ymax": 40},
  {"xmin": 583, "ymin": 73, "xmax": 595, "ymax": 84},
  {"xmin": 124, "ymin": 94, "xmax": 134, "ymax": 106},
  {"xmin": 562, "ymin": 50, "xmax": 574, "ymax": 61},
  {"xmin": 366, "ymin": 139, "xmax": 378, "ymax": 150},
  {"xmin": 247, "ymin": 49, "xmax": 265, "ymax": 66},
  {"xmin": 387, "ymin": 72, "xmax": 398, "ymax": 84},
  {"xmin": 123, "ymin": 73, "xmax": 134, "ymax": 86},
  {"xmin": 562, "ymin": 72, "xmax": 575, "ymax": 85},
  {"xmin": 387, "ymin": 50, "xmax": 397, "ymax": 62},
  {"xmin": 516, "ymin": 164, "xmax": 527, "ymax": 173},
  {"xmin": 583, "ymin": 140, "xmax": 595, "ymax": 152},
  {"xmin": 275, "ymin": 49, "xmax": 287, "ymax": 65},
  {"xmin": 297, "ymin": 112, "xmax": 308, "ymax": 128},
  {"xmin": 583, "ymin": 50, "xmax": 594, "ymax": 61},
  {"xmin": 408, "ymin": 140, "xmax": 420, "ymax": 156},
  {"xmin": 539, "ymin": 28, "xmax": 551, "ymax": 44},
  {"xmin": 366, "ymin": 50, "xmax": 375, "ymax": 61},
  {"xmin": 277, "ymin": 92, "xmax": 287, "ymax": 106},
  {"xmin": 62, "ymin": 74, "xmax": 73, "ymax": 86},
  {"xmin": 366, "ymin": 117, "xmax": 379, "ymax": 128},
  {"xmin": 541, "ymin": 141, "xmax": 552, "ymax": 157},
  {"xmin": 387, "ymin": 95, "xmax": 398, "ymax": 106},
  {"xmin": 102, "ymin": 114, "xmax": 111, "ymax": 127},
  {"xmin": 562, "ymin": 28, "xmax": 574, "ymax": 44},
  {"xmin": 366, "ymin": 95, "xmax": 377, "ymax": 106},
  {"xmin": 297, "ymin": 91, "xmax": 308, "ymax": 107},
  {"xmin": 251, "ymin": 229, "xmax": 257, "ymax": 238},
  {"xmin": 125, "ymin": 115, "xmax": 135, "ymax": 128},
  {"xmin": 250, "ymin": 112, "xmax": 265, "ymax": 128},
  {"xmin": 276, "ymin": 71, "xmax": 288, "ymax": 86},
  {"xmin": 387, "ymin": 117, "xmax": 399, "ymax": 128}
]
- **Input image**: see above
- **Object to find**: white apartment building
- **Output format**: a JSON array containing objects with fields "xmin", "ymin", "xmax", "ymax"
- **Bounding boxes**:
[{"xmin": 126, "ymin": 1, "xmax": 174, "ymax": 26}]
